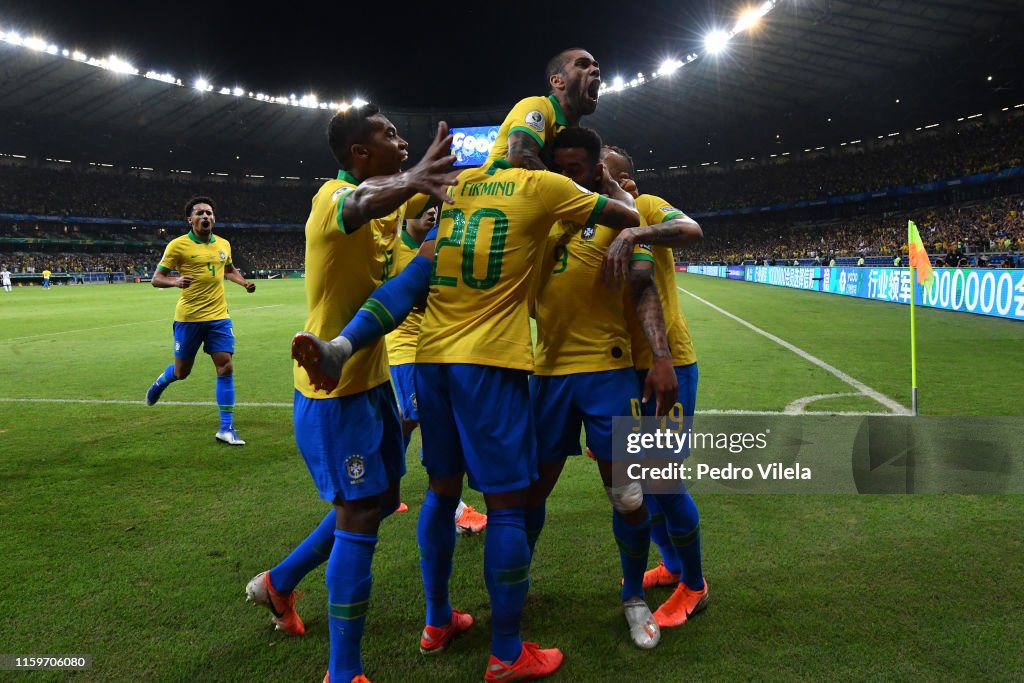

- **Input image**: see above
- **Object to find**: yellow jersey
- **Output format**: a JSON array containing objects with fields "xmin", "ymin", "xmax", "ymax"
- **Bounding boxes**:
[
  {"xmin": 416, "ymin": 160, "xmax": 606, "ymax": 371},
  {"xmin": 384, "ymin": 226, "xmax": 425, "ymax": 366},
  {"xmin": 157, "ymin": 231, "xmax": 233, "ymax": 323},
  {"xmin": 42, "ymin": 269, "xmax": 51, "ymax": 279},
  {"xmin": 486, "ymin": 95, "xmax": 569, "ymax": 164},
  {"xmin": 533, "ymin": 222, "xmax": 653, "ymax": 375},
  {"xmin": 624, "ymin": 194, "xmax": 697, "ymax": 369},
  {"xmin": 294, "ymin": 170, "xmax": 403, "ymax": 398}
]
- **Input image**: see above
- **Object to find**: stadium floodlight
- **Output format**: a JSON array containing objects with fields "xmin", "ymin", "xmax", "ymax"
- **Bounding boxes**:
[
  {"xmin": 61, "ymin": 48, "xmax": 69, "ymax": 56},
  {"xmin": 72, "ymin": 50, "xmax": 86, "ymax": 61},
  {"xmin": 658, "ymin": 58, "xmax": 683, "ymax": 76},
  {"xmin": 735, "ymin": 1, "xmax": 774, "ymax": 33},
  {"xmin": 613, "ymin": 75, "xmax": 624, "ymax": 90},
  {"xmin": 219, "ymin": 87, "xmax": 230, "ymax": 95},
  {"xmin": 194, "ymin": 78, "xmax": 209, "ymax": 91},
  {"xmin": 232, "ymin": 86, "xmax": 244, "ymax": 96},
  {"xmin": 352, "ymin": 97, "xmax": 368, "ymax": 108},
  {"xmin": 25, "ymin": 36, "xmax": 48, "ymax": 51},
  {"xmin": 105, "ymin": 56, "xmax": 138, "ymax": 75},
  {"xmin": 705, "ymin": 30, "xmax": 730, "ymax": 55},
  {"xmin": 5, "ymin": 32, "xmax": 23, "ymax": 46}
]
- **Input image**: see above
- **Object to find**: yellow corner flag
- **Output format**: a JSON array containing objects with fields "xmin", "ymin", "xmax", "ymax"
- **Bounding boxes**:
[{"xmin": 907, "ymin": 220, "xmax": 934, "ymax": 289}]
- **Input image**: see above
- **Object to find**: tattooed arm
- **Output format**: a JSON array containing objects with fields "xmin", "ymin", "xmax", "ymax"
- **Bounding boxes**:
[
  {"xmin": 629, "ymin": 260, "xmax": 677, "ymax": 416},
  {"xmin": 506, "ymin": 130, "xmax": 548, "ymax": 170},
  {"xmin": 604, "ymin": 215, "xmax": 703, "ymax": 281}
]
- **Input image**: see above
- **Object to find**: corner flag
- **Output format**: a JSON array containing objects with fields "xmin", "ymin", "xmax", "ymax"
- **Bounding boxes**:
[
  {"xmin": 907, "ymin": 220, "xmax": 934, "ymax": 416},
  {"xmin": 907, "ymin": 220, "xmax": 934, "ymax": 289}
]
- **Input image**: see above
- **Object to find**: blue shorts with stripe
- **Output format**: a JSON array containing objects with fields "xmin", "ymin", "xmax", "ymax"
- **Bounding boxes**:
[
  {"xmin": 389, "ymin": 363, "xmax": 418, "ymax": 422},
  {"xmin": 292, "ymin": 383, "xmax": 406, "ymax": 504},
  {"xmin": 531, "ymin": 368, "xmax": 638, "ymax": 464},
  {"xmin": 173, "ymin": 319, "xmax": 234, "ymax": 359},
  {"xmin": 415, "ymin": 363, "xmax": 536, "ymax": 494}
]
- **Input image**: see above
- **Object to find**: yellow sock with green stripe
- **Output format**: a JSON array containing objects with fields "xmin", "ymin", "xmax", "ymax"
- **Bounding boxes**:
[{"xmin": 327, "ymin": 529, "xmax": 376, "ymax": 682}]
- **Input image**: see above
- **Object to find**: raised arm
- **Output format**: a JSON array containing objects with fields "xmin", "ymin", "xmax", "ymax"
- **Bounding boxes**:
[
  {"xmin": 341, "ymin": 123, "xmax": 459, "ymax": 230},
  {"xmin": 224, "ymin": 265, "xmax": 256, "ymax": 293}
]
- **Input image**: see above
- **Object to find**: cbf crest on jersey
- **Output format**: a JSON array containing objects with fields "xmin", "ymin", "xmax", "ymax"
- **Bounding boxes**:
[
  {"xmin": 525, "ymin": 110, "xmax": 545, "ymax": 132},
  {"xmin": 219, "ymin": 251, "xmax": 227, "ymax": 261},
  {"xmin": 581, "ymin": 226, "xmax": 597, "ymax": 240},
  {"xmin": 331, "ymin": 186, "xmax": 354, "ymax": 203},
  {"xmin": 345, "ymin": 455, "xmax": 366, "ymax": 482}
]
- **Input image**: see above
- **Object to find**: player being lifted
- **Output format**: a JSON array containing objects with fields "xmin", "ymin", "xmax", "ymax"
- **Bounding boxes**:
[
  {"xmin": 245, "ymin": 104, "xmax": 458, "ymax": 683},
  {"xmin": 145, "ymin": 196, "xmax": 256, "ymax": 445},
  {"xmin": 523, "ymin": 127, "xmax": 676, "ymax": 649},
  {"xmin": 385, "ymin": 204, "xmax": 488, "ymax": 534},
  {"xmin": 487, "ymin": 48, "xmax": 602, "ymax": 170},
  {"xmin": 292, "ymin": 149, "xmax": 641, "ymax": 682},
  {"xmin": 602, "ymin": 144, "xmax": 709, "ymax": 630}
]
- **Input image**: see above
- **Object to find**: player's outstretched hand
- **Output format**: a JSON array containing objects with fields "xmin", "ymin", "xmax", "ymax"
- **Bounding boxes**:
[
  {"xmin": 177, "ymin": 275, "xmax": 194, "ymax": 288},
  {"xmin": 603, "ymin": 230, "xmax": 636, "ymax": 282},
  {"xmin": 406, "ymin": 122, "xmax": 459, "ymax": 206},
  {"xmin": 643, "ymin": 358, "xmax": 678, "ymax": 417},
  {"xmin": 245, "ymin": 281, "xmax": 256, "ymax": 293}
]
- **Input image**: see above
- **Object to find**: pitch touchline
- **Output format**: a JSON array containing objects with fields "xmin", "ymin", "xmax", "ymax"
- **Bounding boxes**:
[
  {"xmin": 678, "ymin": 286, "xmax": 911, "ymax": 416},
  {"xmin": 0, "ymin": 304, "xmax": 286, "ymax": 343},
  {"xmin": 0, "ymin": 397, "xmax": 899, "ymax": 416}
]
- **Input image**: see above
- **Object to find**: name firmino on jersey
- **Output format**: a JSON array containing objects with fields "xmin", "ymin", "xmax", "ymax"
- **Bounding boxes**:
[{"xmin": 461, "ymin": 180, "xmax": 516, "ymax": 197}]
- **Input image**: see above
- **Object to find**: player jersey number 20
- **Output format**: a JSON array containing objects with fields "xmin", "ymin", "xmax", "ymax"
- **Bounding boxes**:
[{"xmin": 431, "ymin": 208, "xmax": 508, "ymax": 290}]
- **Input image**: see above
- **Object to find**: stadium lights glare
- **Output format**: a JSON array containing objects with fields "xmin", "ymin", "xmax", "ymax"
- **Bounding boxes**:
[
  {"xmin": 735, "ymin": 1, "xmax": 774, "ymax": 33},
  {"xmin": 705, "ymin": 30, "xmax": 730, "ymax": 55},
  {"xmin": 352, "ymin": 97, "xmax": 368, "ymax": 108},
  {"xmin": 233, "ymin": 86, "xmax": 244, "ymax": 96},
  {"xmin": 194, "ymin": 78, "xmax": 209, "ymax": 91},
  {"xmin": 658, "ymin": 58, "xmax": 683, "ymax": 76},
  {"xmin": 967, "ymin": 113, "xmax": 982, "ymax": 119}
]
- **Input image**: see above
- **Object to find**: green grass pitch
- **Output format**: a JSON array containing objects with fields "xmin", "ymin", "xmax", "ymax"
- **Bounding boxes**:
[{"xmin": 0, "ymin": 274, "xmax": 1021, "ymax": 681}]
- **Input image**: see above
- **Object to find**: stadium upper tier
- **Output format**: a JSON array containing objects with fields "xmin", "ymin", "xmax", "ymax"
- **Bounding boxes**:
[
  {"xmin": 1, "ymin": 1, "xmax": 1023, "ymax": 175},
  {"xmin": 1, "ymin": 113, "xmax": 1022, "ymax": 224}
]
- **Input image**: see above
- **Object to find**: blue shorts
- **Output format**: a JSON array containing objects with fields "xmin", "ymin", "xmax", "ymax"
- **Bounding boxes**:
[
  {"xmin": 635, "ymin": 362, "xmax": 699, "ymax": 436},
  {"xmin": 416, "ymin": 363, "xmax": 536, "ymax": 494},
  {"xmin": 531, "ymin": 368, "xmax": 638, "ymax": 464},
  {"xmin": 293, "ymin": 384, "xmax": 406, "ymax": 504},
  {"xmin": 173, "ymin": 319, "xmax": 234, "ymax": 359},
  {"xmin": 389, "ymin": 363, "xmax": 418, "ymax": 422}
]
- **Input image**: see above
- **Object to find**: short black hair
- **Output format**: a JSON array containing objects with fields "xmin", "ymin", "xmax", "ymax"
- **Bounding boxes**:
[
  {"xmin": 185, "ymin": 196, "xmax": 215, "ymax": 218},
  {"xmin": 602, "ymin": 145, "xmax": 635, "ymax": 176},
  {"xmin": 551, "ymin": 126, "xmax": 603, "ymax": 166},
  {"xmin": 546, "ymin": 48, "xmax": 585, "ymax": 88},
  {"xmin": 328, "ymin": 103, "xmax": 382, "ymax": 169}
]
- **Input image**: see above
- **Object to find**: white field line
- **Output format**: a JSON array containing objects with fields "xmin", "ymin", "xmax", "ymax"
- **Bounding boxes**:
[
  {"xmin": 784, "ymin": 392, "xmax": 862, "ymax": 415},
  {"xmin": 0, "ymin": 396, "xmax": 899, "ymax": 416},
  {"xmin": 0, "ymin": 304, "xmax": 286, "ymax": 343},
  {"xmin": 678, "ymin": 286, "xmax": 912, "ymax": 416}
]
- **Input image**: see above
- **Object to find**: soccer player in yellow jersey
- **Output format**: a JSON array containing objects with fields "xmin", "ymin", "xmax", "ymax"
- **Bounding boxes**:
[
  {"xmin": 601, "ymin": 145, "xmax": 711, "ymax": 631},
  {"xmin": 294, "ymin": 149, "xmax": 640, "ymax": 682},
  {"xmin": 525, "ymin": 127, "xmax": 677, "ymax": 650},
  {"xmin": 246, "ymin": 104, "xmax": 458, "ymax": 683},
  {"xmin": 486, "ymin": 48, "xmax": 602, "ymax": 170},
  {"xmin": 385, "ymin": 206, "xmax": 489, "ymax": 534},
  {"xmin": 145, "ymin": 196, "xmax": 256, "ymax": 445},
  {"xmin": 42, "ymin": 268, "xmax": 51, "ymax": 288}
]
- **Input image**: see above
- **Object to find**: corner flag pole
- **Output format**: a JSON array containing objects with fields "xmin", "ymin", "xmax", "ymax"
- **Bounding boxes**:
[{"xmin": 909, "ymin": 261, "xmax": 919, "ymax": 416}]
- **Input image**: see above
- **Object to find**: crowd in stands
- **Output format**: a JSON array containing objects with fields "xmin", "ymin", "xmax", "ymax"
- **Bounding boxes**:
[
  {"xmin": 685, "ymin": 194, "xmax": 1024, "ymax": 266},
  {"xmin": 0, "ymin": 165, "xmax": 316, "ymax": 223},
  {"xmin": 642, "ymin": 115, "xmax": 1024, "ymax": 212}
]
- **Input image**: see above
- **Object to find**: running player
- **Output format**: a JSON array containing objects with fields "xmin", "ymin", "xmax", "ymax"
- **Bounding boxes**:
[
  {"xmin": 601, "ymin": 145, "xmax": 709, "ymax": 630},
  {"xmin": 145, "ymin": 196, "xmax": 256, "ymax": 445},
  {"xmin": 246, "ymin": 103, "xmax": 458, "ymax": 683}
]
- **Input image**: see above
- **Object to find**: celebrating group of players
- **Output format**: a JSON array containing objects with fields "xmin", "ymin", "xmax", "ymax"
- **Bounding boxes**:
[
  {"xmin": 250, "ymin": 48, "xmax": 709, "ymax": 682},
  {"xmin": 276, "ymin": 45, "xmax": 716, "ymax": 679}
]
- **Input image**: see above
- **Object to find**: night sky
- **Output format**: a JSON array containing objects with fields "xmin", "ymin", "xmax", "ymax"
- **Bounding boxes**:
[{"xmin": 0, "ymin": 0, "xmax": 732, "ymax": 108}]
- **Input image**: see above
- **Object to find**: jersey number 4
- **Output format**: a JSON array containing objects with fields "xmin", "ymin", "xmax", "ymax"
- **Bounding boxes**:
[{"xmin": 431, "ymin": 208, "xmax": 508, "ymax": 290}]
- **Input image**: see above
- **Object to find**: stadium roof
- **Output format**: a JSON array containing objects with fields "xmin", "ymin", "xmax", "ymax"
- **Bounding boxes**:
[{"xmin": 0, "ymin": 0, "xmax": 1022, "ymax": 178}]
